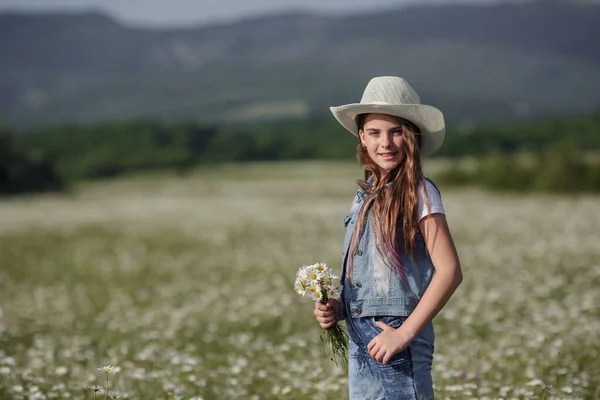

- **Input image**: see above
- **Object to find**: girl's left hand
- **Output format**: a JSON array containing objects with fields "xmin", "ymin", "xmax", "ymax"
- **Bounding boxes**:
[{"xmin": 367, "ymin": 321, "xmax": 414, "ymax": 365}]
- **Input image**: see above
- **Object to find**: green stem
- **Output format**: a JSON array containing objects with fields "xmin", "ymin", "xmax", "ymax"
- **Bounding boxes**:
[{"xmin": 104, "ymin": 373, "xmax": 108, "ymax": 400}]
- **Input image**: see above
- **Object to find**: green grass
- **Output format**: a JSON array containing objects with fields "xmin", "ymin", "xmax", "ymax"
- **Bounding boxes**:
[{"xmin": 0, "ymin": 161, "xmax": 599, "ymax": 399}]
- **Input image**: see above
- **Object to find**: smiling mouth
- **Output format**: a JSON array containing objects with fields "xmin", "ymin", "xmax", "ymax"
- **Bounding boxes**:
[{"xmin": 378, "ymin": 152, "xmax": 398, "ymax": 157}]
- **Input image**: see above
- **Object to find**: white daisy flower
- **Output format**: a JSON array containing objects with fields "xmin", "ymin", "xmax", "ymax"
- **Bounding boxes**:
[
  {"xmin": 88, "ymin": 385, "xmax": 103, "ymax": 393},
  {"xmin": 312, "ymin": 290, "xmax": 323, "ymax": 302},
  {"xmin": 294, "ymin": 279, "xmax": 307, "ymax": 296},
  {"xmin": 1, "ymin": 357, "xmax": 15, "ymax": 366},
  {"xmin": 314, "ymin": 263, "xmax": 327, "ymax": 274},
  {"xmin": 307, "ymin": 269, "xmax": 322, "ymax": 283},
  {"xmin": 296, "ymin": 266, "xmax": 309, "ymax": 280},
  {"xmin": 332, "ymin": 285, "xmax": 341, "ymax": 297},
  {"xmin": 98, "ymin": 365, "xmax": 116, "ymax": 374}
]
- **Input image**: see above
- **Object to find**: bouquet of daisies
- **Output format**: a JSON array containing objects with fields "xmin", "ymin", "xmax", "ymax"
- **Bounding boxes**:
[{"xmin": 295, "ymin": 262, "xmax": 348, "ymax": 365}]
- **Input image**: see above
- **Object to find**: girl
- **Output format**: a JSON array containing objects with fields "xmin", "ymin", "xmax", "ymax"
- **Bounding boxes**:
[{"xmin": 314, "ymin": 76, "xmax": 463, "ymax": 399}]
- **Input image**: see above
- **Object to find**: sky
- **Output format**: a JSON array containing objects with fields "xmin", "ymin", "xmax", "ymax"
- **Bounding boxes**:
[{"xmin": 0, "ymin": 0, "xmax": 522, "ymax": 27}]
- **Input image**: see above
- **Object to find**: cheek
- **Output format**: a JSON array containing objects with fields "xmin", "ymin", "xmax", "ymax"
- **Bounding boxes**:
[{"xmin": 366, "ymin": 146, "xmax": 378, "ymax": 158}]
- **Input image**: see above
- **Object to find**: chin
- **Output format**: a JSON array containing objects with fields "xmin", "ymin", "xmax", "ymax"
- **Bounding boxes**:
[{"xmin": 379, "ymin": 162, "xmax": 400, "ymax": 172}]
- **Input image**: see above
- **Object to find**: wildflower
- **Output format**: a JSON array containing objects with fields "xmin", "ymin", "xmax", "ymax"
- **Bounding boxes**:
[
  {"xmin": 0, "ymin": 366, "xmax": 10, "ymax": 375},
  {"xmin": 1, "ymin": 357, "xmax": 15, "ymax": 366},
  {"xmin": 294, "ymin": 279, "xmax": 307, "ymax": 296},
  {"xmin": 296, "ymin": 266, "xmax": 308, "ymax": 280},
  {"xmin": 109, "ymin": 392, "xmax": 120, "ymax": 399},
  {"xmin": 313, "ymin": 290, "xmax": 323, "ymax": 301},
  {"xmin": 561, "ymin": 386, "xmax": 573, "ymax": 394},
  {"xmin": 526, "ymin": 379, "xmax": 544, "ymax": 387},
  {"xmin": 308, "ymin": 270, "xmax": 321, "ymax": 283},
  {"xmin": 293, "ymin": 262, "xmax": 348, "ymax": 366},
  {"xmin": 89, "ymin": 385, "xmax": 103, "ymax": 393},
  {"xmin": 98, "ymin": 365, "xmax": 116, "ymax": 374}
]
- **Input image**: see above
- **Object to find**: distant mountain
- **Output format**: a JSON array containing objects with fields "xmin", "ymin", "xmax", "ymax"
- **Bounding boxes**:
[{"xmin": 1, "ymin": 0, "xmax": 599, "ymax": 128}]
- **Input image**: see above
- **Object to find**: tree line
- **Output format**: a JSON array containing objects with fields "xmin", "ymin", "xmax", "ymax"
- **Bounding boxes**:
[{"xmin": 1, "ymin": 110, "xmax": 600, "ymax": 195}]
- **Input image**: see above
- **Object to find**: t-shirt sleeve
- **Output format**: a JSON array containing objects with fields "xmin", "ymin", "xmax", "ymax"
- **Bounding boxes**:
[{"xmin": 417, "ymin": 179, "xmax": 445, "ymax": 222}]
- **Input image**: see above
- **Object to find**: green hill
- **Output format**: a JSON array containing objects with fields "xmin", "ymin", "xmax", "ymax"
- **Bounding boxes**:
[{"xmin": 1, "ymin": 0, "xmax": 599, "ymax": 128}]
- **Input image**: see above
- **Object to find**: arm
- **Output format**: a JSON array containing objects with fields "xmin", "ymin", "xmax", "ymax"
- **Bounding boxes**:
[
  {"xmin": 401, "ymin": 213, "xmax": 463, "ymax": 338},
  {"xmin": 368, "ymin": 213, "xmax": 463, "ymax": 364}
]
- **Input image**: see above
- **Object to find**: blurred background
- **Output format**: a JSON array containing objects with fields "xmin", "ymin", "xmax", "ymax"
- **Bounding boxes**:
[
  {"xmin": 1, "ymin": 0, "xmax": 599, "ymax": 193},
  {"xmin": 1, "ymin": 1, "xmax": 600, "ymax": 399}
]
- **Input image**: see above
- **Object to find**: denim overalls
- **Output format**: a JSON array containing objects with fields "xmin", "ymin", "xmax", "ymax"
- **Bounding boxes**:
[{"xmin": 340, "ymin": 180, "xmax": 439, "ymax": 400}]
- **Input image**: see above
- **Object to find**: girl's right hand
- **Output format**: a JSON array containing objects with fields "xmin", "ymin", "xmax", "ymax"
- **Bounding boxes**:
[{"xmin": 314, "ymin": 299, "xmax": 341, "ymax": 329}]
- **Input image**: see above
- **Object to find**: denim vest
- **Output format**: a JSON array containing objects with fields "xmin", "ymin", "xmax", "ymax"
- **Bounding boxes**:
[{"xmin": 340, "ymin": 178, "xmax": 440, "ymax": 319}]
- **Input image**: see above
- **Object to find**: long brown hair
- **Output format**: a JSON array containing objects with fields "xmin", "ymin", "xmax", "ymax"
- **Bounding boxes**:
[{"xmin": 347, "ymin": 113, "xmax": 428, "ymax": 283}]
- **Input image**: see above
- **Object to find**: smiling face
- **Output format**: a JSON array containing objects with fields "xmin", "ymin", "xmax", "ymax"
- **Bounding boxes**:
[{"xmin": 358, "ymin": 113, "xmax": 409, "ymax": 176}]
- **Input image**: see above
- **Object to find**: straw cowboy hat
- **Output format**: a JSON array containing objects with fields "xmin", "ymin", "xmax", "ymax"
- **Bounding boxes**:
[{"xmin": 329, "ymin": 76, "xmax": 445, "ymax": 155}]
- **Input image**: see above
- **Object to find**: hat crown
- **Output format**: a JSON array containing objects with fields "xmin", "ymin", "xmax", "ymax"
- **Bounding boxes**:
[{"xmin": 360, "ymin": 76, "xmax": 421, "ymax": 105}]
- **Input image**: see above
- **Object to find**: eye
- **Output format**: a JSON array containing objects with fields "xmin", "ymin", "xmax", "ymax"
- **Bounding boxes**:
[{"xmin": 392, "ymin": 128, "xmax": 403, "ymax": 135}]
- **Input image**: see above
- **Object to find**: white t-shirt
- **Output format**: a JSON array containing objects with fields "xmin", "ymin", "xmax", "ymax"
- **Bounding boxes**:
[{"xmin": 417, "ymin": 179, "xmax": 445, "ymax": 222}]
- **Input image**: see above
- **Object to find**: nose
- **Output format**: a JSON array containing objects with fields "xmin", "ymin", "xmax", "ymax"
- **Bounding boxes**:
[{"xmin": 380, "ymin": 132, "xmax": 393, "ymax": 148}]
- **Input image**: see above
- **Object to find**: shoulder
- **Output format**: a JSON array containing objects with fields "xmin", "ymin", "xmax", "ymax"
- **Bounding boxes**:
[
  {"xmin": 422, "ymin": 177, "xmax": 441, "ymax": 197},
  {"xmin": 418, "ymin": 178, "xmax": 442, "ymax": 201},
  {"xmin": 349, "ymin": 188, "xmax": 364, "ymax": 213},
  {"xmin": 417, "ymin": 177, "xmax": 445, "ymax": 221}
]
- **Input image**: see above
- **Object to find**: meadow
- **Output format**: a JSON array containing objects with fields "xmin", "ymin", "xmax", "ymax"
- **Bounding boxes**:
[{"xmin": 0, "ymin": 161, "xmax": 598, "ymax": 399}]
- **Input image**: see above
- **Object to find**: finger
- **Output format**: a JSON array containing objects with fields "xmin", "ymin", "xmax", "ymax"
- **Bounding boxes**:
[
  {"xmin": 318, "ymin": 309, "xmax": 336, "ymax": 319},
  {"xmin": 314, "ymin": 309, "xmax": 330, "ymax": 317},
  {"xmin": 375, "ymin": 348, "xmax": 386, "ymax": 363},
  {"xmin": 315, "ymin": 302, "xmax": 328, "ymax": 310},
  {"xmin": 382, "ymin": 353, "xmax": 391, "ymax": 365},
  {"xmin": 375, "ymin": 321, "xmax": 390, "ymax": 331},
  {"xmin": 319, "ymin": 317, "xmax": 336, "ymax": 327},
  {"xmin": 318, "ymin": 312, "xmax": 336, "ymax": 321},
  {"xmin": 317, "ymin": 315, "xmax": 336, "ymax": 325},
  {"xmin": 368, "ymin": 342, "xmax": 378, "ymax": 358},
  {"xmin": 367, "ymin": 338, "xmax": 376, "ymax": 352}
]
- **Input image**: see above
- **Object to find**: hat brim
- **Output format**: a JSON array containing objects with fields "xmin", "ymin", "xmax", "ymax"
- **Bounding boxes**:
[{"xmin": 329, "ymin": 103, "xmax": 445, "ymax": 155}]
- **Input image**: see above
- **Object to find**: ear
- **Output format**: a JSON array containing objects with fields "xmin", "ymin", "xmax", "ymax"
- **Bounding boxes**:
[{"xmin": 358, "ymin": 130, "xmax": 366, "ymax": 146}]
